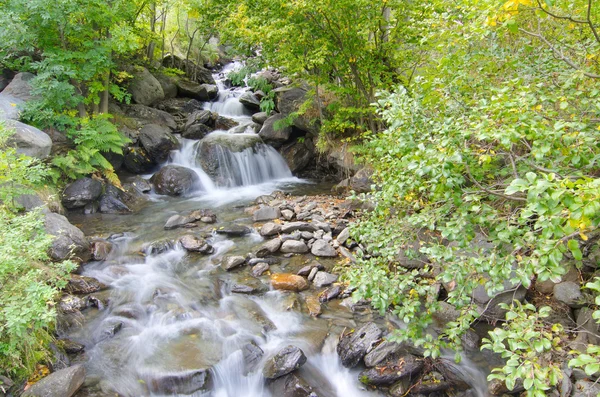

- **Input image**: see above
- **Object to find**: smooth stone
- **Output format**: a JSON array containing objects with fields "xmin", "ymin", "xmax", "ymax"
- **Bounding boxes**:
[
  {"xmin": 222, "ymin": 256, "xmax": 246, "ymax": 271},
  {"xmin": 263, "ymin": 345, "xmax": 307, "ymax": 379},
  {"xmin": 252, "ymin": 263, "xmax": 270, "ymax": 277},
  {"xmin": 91, "ymin": 240, "xmax": 113, "ymax": 261},
  {"xmin": 553, "ymin": 281, "xmax": 583, "ymax": 308},
  {"xmin": 363, "ymin": 340, "xmax": 403, "ymax": 368},
  {"xmin": 151, "ymin": 165, "xmax": 200, "ymax": 196},
  {"xmin": 270, "ymin": 273, "xmax": 309, "ymax": 292},
  {"xmin": 179, "ymin": 235, "xmax": 214, "ymax": 254},
  {"xmin": 255, "ymin": 238, "xmax": 282, "ymax": 257},
  {"xmin": 254, "ymin": 206, "xmax": 281, "ymax": 222},
  {"xmin": 281, "ymin": 222, "xmax": 318, "ymax": 233},
  {"xmin": 215, "ymin": 224, "xmax": 251, "ymax": 237},
  {"xmin": 22, "ymin": 364, "xmax": 85, "ymax": 397},
  {"xmin": 280, "ymin": 240, "xmax": 309, "ymax": 254},
  {"xmin": 260, "ymin": 222, "xmax": 282, "ymax": 237},
  {"xmin": 305, "ymin": 294, "xmax": 322, "ymax": 317},
  {"xmin": 319, "ymin": 284, "xmax": 343, "ymax": 302},
  {"xmin": 144, "ymin": 369, "xmax": 211, "ymax": 395},
  {"xmin": 281, "ymin": 209, "xmax": 295, "ymax": 221},
  {"xmin": 242, "ymin": 342, "xmax": 264, "ymax": 373},
  {"xmin": 62, "ymin": 177, "xmax": 103, "ymax": 209},
  {"xmin": 311, "ymin": 240, "xmax": 337, "ymax": 257},
  {"xmin": 308, "ymin": 267, "xmax": 318, "ymax": 282},
  {"xmin": 312, "ymin": 271, "xmax": 338, "ymax": 287},
  {"xmin": 44, "ymin": 213, "xmax": 91, "ymax": 263}
]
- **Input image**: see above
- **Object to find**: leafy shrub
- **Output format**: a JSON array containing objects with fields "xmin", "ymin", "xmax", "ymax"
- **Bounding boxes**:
[
  {"xmin": 0, "ymin": 123, "xmax": 76, "ymax": 379},
  {"xmin": 247, "ymin": 76, "xmax": 272, "ymax": 94},
  {"xmin": 259, "ymin": 91, "xmax": 276, "ymax": 114},
  {"xmin": 227, "ymin": 66, "xmax": 252, "ymax": 86}
]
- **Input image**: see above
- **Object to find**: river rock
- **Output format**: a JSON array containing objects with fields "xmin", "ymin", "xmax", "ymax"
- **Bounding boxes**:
[
  {"xmin": 176, "ymin": 78, "xmax": 218, "ymax": 101},
  {"xmin": 44, "ymin": 212, "xmax": 91, "ymax": 262},
  {"xmin": 164, "ymin": 214, "xmax": 196, "ymax": 229},
  {"xmin": 260, "ymin": 222, "xmax": 282, "ymax": 237},
  {"xmin": 222, "ymin": 255, "xmax": 246, "ymax": 271},
  {"xmin": 281, "ymin": 222, "xmax": 318, "ymax": 234},
  {"xmin": 215, "ymin": 115, "xmax": 239, "ymax": 131},
  {"xmin": 183, "ymin": 110, "xmax": 214, "ymax": 139},
  {"xmin": 554, "ymin": 281, "xmax": 583, "ymax": 308},
  {"xmin": 312, "ymin": 271, "xmax": 338, "ymax": 287},
  {"xmin": 151, "ymin": 165, "xmax": 200, "ymax": 196},
  {"xmin": 179, "ymin": 235, "xmax": 213, "ymax": 254},
  {"xmin": 91, "ymin": 239, "xmax": 113, "ymax": 261},
  {"xmin": 359, "ymin": 354, "xmax": 424, "ymax": 386},
  {"xmin": 337, "ymin": 322, "xmax": 382, "ymax": 368},
  {"xmin": 131, "ymin": 176, "xmax": 152, "ymax": 193},
  {"xmin": 125, "ymin": 104, "xmax": 177, "ymax": 131},
  {"xmin": 274, "ymin": 86, "xmax": 318, "ymax": 135},
  {"xmin": 66, "ymin": 275, "xmax": 107, "ymax": 295},
  {"xmin": 243, "ymin": 342, "xmax": 264, "ymax": 373},
  {"xmin": 311, "ymin": 240, "xmax": 337, "ymax": 257},
  {"xmin": 4, "ymin": 120, "xmax": 53, "ymax": 159},
  {"xmin": 253, "ymin": 206, "xmax": 281, "ymax": 222},
  {"xmin": 281, "ymin": 209, "xmax": 295, "ymax": 221},
  {"xmin": 139, "ymin": 124, "xmax": 179, "ymax": 162},
  {"xmin": 129, "ymin": 67, "xmax": 164, "ymax": 106},
  {"xmin": 98, "ymin": 185, "xmax": 131, "ymax": 214},
  {"xmin": 263, "ymin": 345, "xmax": 307, "ymax": 379},
  {"xmin": 337, "ymin": 228, "xmax": 351, "ymax": 245},
  {"xmin": 279, "ymin": 139, "xmax": 315, "ymax": 173},
  {"xmin": 123, "ymin": 146, "xmax": 156, "ymax": 174},
  {"xmin": 182, "ymin": 122, "xmax": 212, "ymax": 139},
  {"xmin": 271, "ymin": 273, "xmax": 309, "ymax": 292},
  {"xmin": 145, "ymin": 369, "xmax": 211, "ymax": 395},
  {"xmin": 256, "ymin": 238, "xmax": 282, "ymax": 257},
  {"xmin": 252, "ymin": 262, "xmax": 270, "ymax": 277},
  {"xmin": 144, "ymin": 239, "xmax": 175, "ymax": 255},
  {"xmin": 154, "ymin": 72, "xmax": 178, "ymax": 99},
  {"xmin": 215, "ymin": 224, "xmax": 251, "ymax": 237},
  {"xmin": 197, "ymin": 133, "xmax": 262, "ymax": 180},
  {"xmin": 280, "ymin": 240, "xmax": 309, "ymax": 254},
  {"xmin": 572, "ymin": 379, "xmax": 600, "ymax": 397},
  {"xmin": 22, "ymin": 364, "xmax": 85, "ymax": 397},
  {"xmin": 239, "ymin": 91, "xmax": 261, "ymax": 111},
  {"xmin": 252, "ymin": 112, "xmax": 269, "ymax": 125},
  {"xmin": 259, "ymin": 113, "xmax": 292, "ymax": 148},
  {"xmin": 61, "ymin": 177, "xmax": 103, "ymax": 209},
  {"xmin": 58, "ymin": 294, "xmax": 87, "ymax": 313},
  {"xmin": 363, "ymin": 340, "xmax": 403, "ymax": 367},
  {"xmin": 319, "ymin": 284, "xmax": 342, "ymax": 302},
  {"xmin": 305, "ymin": 294, "xmax": 322, "ymax": 317}
]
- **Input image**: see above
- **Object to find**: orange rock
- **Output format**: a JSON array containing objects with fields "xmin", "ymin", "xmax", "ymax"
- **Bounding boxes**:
[
  {"xmin": 270, "ymin": 273, "xmax": 309, "ymax": 292},
  {"xmin": 305, "ymin": 294, "xmax": 322, "ymax": 317}
]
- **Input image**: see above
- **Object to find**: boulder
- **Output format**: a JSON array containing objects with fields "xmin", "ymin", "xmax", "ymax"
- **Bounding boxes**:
[
  {"xmin": 125, "ymin": 104, "xmax": 177, "ymax": 131},
  {"xmin": 61, "ymin": 177, "xmax": 103, "ymax": 209},
  {"xmin": 253, "ymin": 206, "xmax": 281, "ymax": 222},
  {"xmin": 98, "ymin": 185, "xmax": 131, "ymax": 214},
  {"xmin": 66, "ymin": 275, "xmax": 107, "ymax": 295},
  {"xmin": 154, "ymin": 72, "xmax": 178, "ymax": 99},
  {"xmin": 259, "ymin": 113, "xmax": 292, "ymax": 148},
  {"xmin": 44, "ymin": 212, "xmax": 91, "ymax": 263},
  {"xmin": 263, "ymin": 345, "xmax": 307, "ymax": 379},
  {"xmin": 144, "ymin": 369, "xmax": 211, "ymax": 395},
  {"xmin": 363, "ymin": 340, "xmax": 403, "ymax": 368},
  {"xmin": 274, "ymin": 86, "xmax": 318, "ymax": 135},
  {"xmin": 91, "ymin": 239, "xmax": 113, "ymax": 261},
  {"xmin": 131, "ymin": 176, "xmax": 152, "ymax": 193},
  {"xmin": 312, "ymin": 271, "xmax": 338, "ymax": 288},
  {"xmin": 151, "ymin": 165, "xmax": 200, "ymax": 196},
  {"xmin": 197, "ymin": 133, "xmax": 262, "ymax": 180},
  {"xmin": 280, "ymin": 240, "xmax": 309, "ymax": 254},
  {"xmin": 337, "ymin": 322, "xmax": 382, "ymax": 368},
  {"xmin": 311, "ymin": 240, "xmax": 337, "ymax": 257},
  {"xmin": 239, "ymin": 91, "xmax": 261, "ymax": 111},
  {"xmin": 279, "ymin": 139, "xmax": 315, "ymax": 173},
  {"xmin": 22, "ymin": 364, "xmax": 85, "ymax": 397},
  {"xmin": 215, "ymin": 224, "xmax": 251, "ymax": 237},
  {"xmin": 162, "ymin": 55, "xmax": 216, "ymax": 85},
  {"xmin": 123, "ymin": 146, "xmax": 157, "ymax": 174},
  {"xmin": 58, "ymin": 295, "xmax": 87, "ymax": 313},
  {"xmin": 260, "ymin": 222, "xmax": 282, "ymax": 237},
  {"xmin": 179, "ymin": 235, "xmax": 214, "ymax": 254},
  {"xmin": 281, "ymin": 222, "xmax": 318, "ymax": 234},
  {"xmin": 2, "ymin": 72, "xmax": 35, "ymax": 101},
  {"xmin": 128, "ymin": 67, "xmax": 164, "ymax": 106},
  {"xmin": 334, "ymin": 168, "xmax": 374, "ymax": 194},
  {"xmin": 252, "ymin": 262, "xmax": 270, "ymax": 277},
  {"xmin": 183, "ymin": 119, "xmax": 213, "ymax": 140},
  {"xmin": 255, "ymin": 239, "xmax": 282, "ymax": 257},
  {"xmin": 215, "ymin": 116, "xmax": 239, "ymax": 131},
  {"xmin": 4, "ymin": 120, "xmax": 52, "ymax": 159},
  {"xmin": 176, "ymin": 78, "xmax": 218, "ymax": 101},
  {"xmin": 553, "ymin": 281, "xmax": 583, "ymax": 308},
  {"xmin": 268, "ymin": 373, "xmax": 316, "ymax": 397},
  {"xmin": 139, "ymin": 124, "xmax": 179, "ymax": 162},
  {"xmin": 270, "ymin": 273, "xmax": 309, "ymax": 292},
  {"xmin": 252, "ymin": 112, "xmax": 269, "ymax": 125},
  {"xmin": 0, "ymin": 93, "xmax": 24, "ymax": 120},
  {"xmin": 359, "ymin": 354, "xmax": 424, "ymax": 386},
  {"xmin": 242, "ymin": 342, "xmax": 264, "ymax": 373},
  {"xmin": 156, "ymin": 98, "xmax": 204, "ymax": 115},
  {"xmin": 222, "ymin": 255, "xmax": 246, "ymax": 271}
]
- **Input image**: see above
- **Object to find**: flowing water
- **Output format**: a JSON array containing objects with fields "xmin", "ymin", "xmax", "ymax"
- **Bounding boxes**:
[{"xmin": 65, "ymin": 66, "xmax": 490, "ymax": 396}]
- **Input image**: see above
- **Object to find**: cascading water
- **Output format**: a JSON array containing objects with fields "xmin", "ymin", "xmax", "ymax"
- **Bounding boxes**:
[{"xmin": 203, "ymin": 62, "xmax": 254, "ymax": 119}]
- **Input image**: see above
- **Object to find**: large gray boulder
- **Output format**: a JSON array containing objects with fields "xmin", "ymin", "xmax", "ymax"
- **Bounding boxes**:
[
  {"xmin": 44, "ymin": 213, "xmax": 91, "ymax": 263},
  {"xmin": 311, "ymin": 240, "xmax": 337, "ymax": 257},
  {"xmin": 183, "ymin": 110, "xmax": 214, "ymax": 139},
  {"xmin": 337, "ymin": 322, "xmax": 382, "ymax": 368},
  {"xmin": 154, "ymin": 72, "xmax": 178, "ymax": 99},
  {"xmin": 2, "ymin": 72, "xmax": 35, "ymax": 101},
  {"xmin": 22, "ymin": 364, "xmax": 85, "ymax": 397},
  {"xmin": 123, "ymin": 146, "xmax": 157, "ymax": 174},
  {"xmin": 128, "ymin": 67, "xmax": 165, "ymax": 106},
  {"xmin": 263, "ymin": 345, "xmax": 307, "ymax": 379},
  {"xmin": 279, "ymin": 139, "xmax": 315, "ymax": 173},
  {"xmin": 258, "ymin": 113, "xmax": 292, "ymax": 148},
  {"xmin": 4, "ymin": 120, "xmax": 52, "ymax": 159},
  {"xmin": 125, "ymin": 104, "xmax": 177, "ymax": 131},
  {"xmin": 175, "ymin": 78, "xmax": 218, "ymax": 101},
  {"xmin": 62, "ymin": 177, "xmax": 103, "ymax": 209},
  {"xmin": 197, "ymin": 133, "xmax": 262, "ymax": 179},
  {"xmin": 274, "ymin": 86, "xmax": 318, "ymax": 135},
  {"xmin": 139, "ymin": 124, "xmax": 179, "ymax": 162},
  {"xmin": 0, "ymin": 93, "xmax": 24, "ymax": 120},
  {"xmin": 239, "ymin": 91, "xmax": 261, "ymax": 111},
  {"xmin": 151, "ymin": 165, "xmax": 200, "ymax": 196}
]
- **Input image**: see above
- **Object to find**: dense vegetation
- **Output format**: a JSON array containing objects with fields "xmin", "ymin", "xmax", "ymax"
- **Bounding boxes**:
[{"xmin": 1, "ymin": 0, "xmax": 600, "ymax": 394}]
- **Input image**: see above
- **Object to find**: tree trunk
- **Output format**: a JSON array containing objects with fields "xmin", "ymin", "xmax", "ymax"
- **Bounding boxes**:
[{"xmin": 147, "ymin": 2, "xmax": 157, "ymax": 64}]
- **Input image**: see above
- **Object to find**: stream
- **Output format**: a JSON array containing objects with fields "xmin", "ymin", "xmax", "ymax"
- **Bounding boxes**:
[{"xmin": 63, "ymin": 64, "xmax": 490, "ymax": 397}]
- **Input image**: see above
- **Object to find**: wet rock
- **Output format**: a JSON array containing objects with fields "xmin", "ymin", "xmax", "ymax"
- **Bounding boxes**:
[
  {"xmin": 363, "ymin": 340, "xmax": 403, "ymax": 367},
  {"xmin": 198, "ymin": 133, "xmax": 262, "ymax": 180},
  {"xmin": 182, "ymin": 123, "xmax": 212, "ymax": 139},
  {"xmin": 256, "ymin": 239, "xmax": 282, "ymax": 257},
  {"xmin": 61, "ymin": 339, "xmax": 85, "ymax": 355},
  {"xmin": 222, "ymin": 255, "xmax": 246, "ymax": 271},
  {"xmin": 572, "ymin": 379, "xmax": 600, "ymax": 397},
  {"xmin": 58, "ymin": 295, "xmax": 87, "ymax": 313},
  {"xmin": 258, "ymin": 113, "xmax": 292, "ymax": 148},
  {"xmin": 22, "ymin": 364, "xmax": 85, "ymax": 397},
  {"xmin": 179, "ymin": 235, "xmax": 214, "ymax": 254},
  {"xmin": 144, "ymin": 239, "xmax": 175, "ymax": 255},
  {"xmin": 125, "ymin": 104, "xmax": 178, "ymax": 131},
  {"xmin": 100, "ymin": 321, "xmax": 123, "ymax": 340},
  {"xmin": 281, "ymin": 222, "xmax": 318, "ymax": 234},
  {"xmin": 215, "ymin": 115, "xmax": 239, "ymax": 131},
  {"xmin": 281, "ymin": 240, "xmax": 309, "ymax": 254},
  {"xmin": 183, "ymin": 110, "xmax": 215, "ymax": 139},
  {"xmin": 279, "ymin": 139, "xmax": 315, "ymax": 174},
  {"xmin": 62, "ymin": 177, "xmax": 103, "ymax": 209},
  {"xmin": 232, "ymin": 283, "xmax": 264, "ymax": 294},
  {"xmin": 252, "ymin": 262, "xmax": 270, "ymax": 277},
  {"xmin": 254, "ymin": 206, "xmax": 281, "ymax": 222},
  {"xmin": 239, "ymin": 91, "xmax": 261, "ymax": 111},
  {"xmin": 268, "ymin": 373, "xmax": 317, "ymax": 397},
  {"xmin": 139, "ymin": 124, "xmax": 179, "ymax": 163},
  {"xmin": 305, "ymin": 294, "xmax": 322, "ymax": 317},
  {"xmin": 252, "ymin": 112, "xmax": 269, "ymax": 125},
  {"xmin": 337, "ymin": 322, "xmax": 382, "ymax": 368},
  {"xmin": 123, "ymin": 146, "xmax": 156, "ymax": 174},
  {"xmin": 44, "ymin": 212, "xmax": 91, "ymax": 263},
  {"xmin": 263, "ymin": 345, "xmax": 307, "ymax": 379},
  {"xmin": 297, "ymin": 266, "xmax": 313, "ymax": 277},
  {"xmin": 359, "ymin": 354, "xmax": 424, "ymax": 386},
  {"xmin": 554, "ymin": 281, "xmax": 583, "ymax": 308},
  {"xmin": 319, "ymin": 284, "xmax": 342, "ymax": 302},
  {"xmin": 176, "ymin": 78, "xmax": 218, "ymax": 101},
  {"xmin": 312, "ymin": 271, "xmax": 338, "ymax": 288},
  {"xmin": 164, "ymin": 214, "xmax": 196, "ymax": 229},
  {"xmin": 90, "ymin": 240, "xmax": 113, "ymax": 261},
  {"xmin": 271, "ymin": 273, "xmax": 309, "ymax": 292},
  {"xmin": 229, "ymin": 297, "xmax": 277, "ymax": 333},
  {"xmin": 128, "ymin": 67, "xmax": 164, "ymax": 106},
  {"xmin": 243, "ymin": 342, "xmax": 264, "ymax": 373},
  {"xmin": 216, "ymin": 224, "xmax": 251, "ymax": 237},
  {"xmin": 67, "ymin": 275, "xmax": 107, "ymax": 295},
  {"xmin": 131, "ymin": 176, "xmax": 152, "ymax": 193},
  {"xmin": 98, "ymin": 185, "xmax": 131, "ymax": 214},
  {"xmin": 248, "ymin": 257, "xmax": 280, "ymax": 266},
  {"xmin": 260, "ymin": 222, "xmax": 282, "ymax": 237},
  {"xmin": 145, "ymin": 369, "xmax": 211, "ymax": 395},
  {"xmin": 311, "ymin": 240, "xmax": 337, "ymax": 257},
  {"xmin": 308, "ymin": 267, "xmax": 318, "ymax": 282},
  {"xmin": 151, "ymin": 165, "xmax": 200, "ymax": 196}
]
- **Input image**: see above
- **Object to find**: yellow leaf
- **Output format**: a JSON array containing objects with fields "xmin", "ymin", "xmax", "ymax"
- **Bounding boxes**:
[{"xmin": 580, "ymin": 232, "xmax": 588, "ymax": 241}]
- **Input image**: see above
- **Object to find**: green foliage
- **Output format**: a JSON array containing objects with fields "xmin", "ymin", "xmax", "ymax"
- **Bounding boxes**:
[
  {"xmin": 51, "ymin": 114, "xmax": 130, "ymax": 182},
  {"xmin": 227, "ymin": 66, "xmax": 253, "ymax": 86},
  {"xmin": 569, "ymin": 278, "xmax": 600, "ymax": 379},
  {"xmin": 0, "ymin": 123, "xmax": 76, "ymax": 378},
  {"xmin": 247, "ymin": 76, "xmax": 272, "ymax": 94},
  {"xmin": 259, "ymin": 91, "xmax": 276, "ymax": 114}
]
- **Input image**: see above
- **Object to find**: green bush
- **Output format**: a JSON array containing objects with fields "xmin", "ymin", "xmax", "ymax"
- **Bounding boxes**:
[
  {"xmin": 0, "ymin": 123, "xmax": 76, "ymax": 379},
  {"xmin": 227, "ymin": 66, "xmax": 252, "ymax": 86}
]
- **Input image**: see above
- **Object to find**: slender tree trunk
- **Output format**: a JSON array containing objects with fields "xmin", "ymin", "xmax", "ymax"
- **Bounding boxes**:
[
  {"xmin": 160, "ymin": 6, "xmax": 168, "ymax": 62},
  {"xmin": 147, "ymin": 2, "xmax": 157, "ymax": 64}
]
